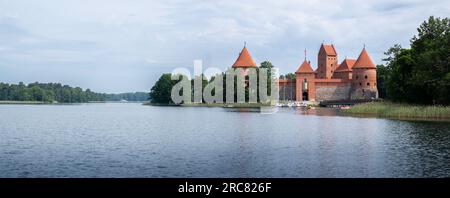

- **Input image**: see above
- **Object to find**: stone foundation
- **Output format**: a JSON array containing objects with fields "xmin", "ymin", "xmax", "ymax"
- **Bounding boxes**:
[{"xmin": 350, "ymin": 88, "xmax": 378, "ymax": 100}]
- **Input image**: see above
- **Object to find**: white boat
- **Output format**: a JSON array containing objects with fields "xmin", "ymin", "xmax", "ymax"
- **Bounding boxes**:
[{"xmin": 297, "ymin": 101, "xmax": 308, "ymax": 107}]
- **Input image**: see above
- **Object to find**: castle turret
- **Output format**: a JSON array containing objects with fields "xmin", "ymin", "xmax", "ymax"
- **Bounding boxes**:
[
  {"xmin": 295, "ymin": 60, "xmax": 315, "ymax": 101},
  {"xmin": 351, "ymin": 47, "xmax": 378, "ymax": 99},
  {"xmin": 317, "ymin": 44, "xmax": 338, "ymax": 79}
]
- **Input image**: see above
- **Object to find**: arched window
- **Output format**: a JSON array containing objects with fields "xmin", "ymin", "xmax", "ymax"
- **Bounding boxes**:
[
  {"xmin": 303, "ymin": 79, "xmax": 308, "ymax": 90},
  {"xmin": 359, "ymin": 83, "xmax": 362, "ymax": 86},
  {"xmin": 365, "ymin": 75, "xmax": 368, "ymax": 79},
  {"xmin": 367, "ymin": 82, "xmax": 370, "ymax": 86}
]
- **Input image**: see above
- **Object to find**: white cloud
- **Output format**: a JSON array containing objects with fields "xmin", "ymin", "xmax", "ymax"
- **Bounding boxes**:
[{"xmin": 0, "ymin": 0, "xmax": 449, "ymax": 92}]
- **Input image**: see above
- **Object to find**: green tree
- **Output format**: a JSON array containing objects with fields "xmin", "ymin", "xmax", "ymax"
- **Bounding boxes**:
[
  {"xmin": 382, "ymin": 16, "xmax": 450, "ymax": 105},
  {"xmin": 376, "ymin": 64, "xmax": 388, "ymax": 99},
  {"xmin": 258, "ymin": 61, "xmax": 275, "ymax": 102},
  {"xmin": 285, "ymin": 73, "xmax": 296, "ymax": 80},
  {"xmin": 149, "ymin": 73, "xmax": 178, "ymax": 104}
]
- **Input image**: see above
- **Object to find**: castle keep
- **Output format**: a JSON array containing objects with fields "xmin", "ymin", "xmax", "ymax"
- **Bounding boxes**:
[{"xmin": 232, "ymin": 44, "xmax": 378, "ymax": 102}]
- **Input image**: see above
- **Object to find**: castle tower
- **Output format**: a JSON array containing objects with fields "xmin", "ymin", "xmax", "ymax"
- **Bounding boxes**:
[
  {"xmin": 333, "ymin": 58, "xmax": 356, "ymax": 80},
  {"xmin": 317, "ymin": 44, "xmax": 338, "ymax": 79},
  {"xmin": 351, "ymin": 47, "xmax": 378, "ymax": 99},
  {"xmin": 232, "ymin": 45, "xmax": 257, "ymax": 69},
  {"xmin": 230, "ymin": 44, "xmax": 257, "ymax": 103},
  {"xmin": 295, "ymin": 60, "xmax": 315, "ymax": 101}
]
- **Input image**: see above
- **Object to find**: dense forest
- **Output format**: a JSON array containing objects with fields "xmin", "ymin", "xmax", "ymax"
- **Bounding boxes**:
[
  {"xmin": 377, "ymin": 16, "xmax": 449, "ymax": 105},
  {"xmin": 0, "ymin": 82, "xmax": 149, "ymax": 103}
]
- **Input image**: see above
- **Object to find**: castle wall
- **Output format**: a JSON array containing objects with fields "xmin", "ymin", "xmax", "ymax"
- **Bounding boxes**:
[
  {"xmin": 332, "ymin": 71, "xmax": 352, "ymax": 80},
  {"xmin": 350, "ymin": 88, "xmax": 378, "ymax": 100},
  {"xmin": 278, "ymin": 81, "xmax": 296, "ymax": 101},
  {"xmin": 314, "ymin": 81, "xmax": 352, "ymax": 101}
]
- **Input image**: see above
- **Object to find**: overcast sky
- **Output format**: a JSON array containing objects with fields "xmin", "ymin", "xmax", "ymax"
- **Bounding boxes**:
[{"xmin": 0, "ymin": 0, "xmax": 449, "ymax": 93}]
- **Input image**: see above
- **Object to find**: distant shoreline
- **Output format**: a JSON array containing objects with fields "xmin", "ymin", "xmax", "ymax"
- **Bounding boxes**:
[
  {"xmin": 4, "ymin": 100, "xmax": 448, "ymax": 122},
  {"xmin": 0, "ymin": 101, "xmax": 48, "ymax": 105},
  {"xmin": 0, "ymin": 101, "xmax": 149, "ymax": 105}
]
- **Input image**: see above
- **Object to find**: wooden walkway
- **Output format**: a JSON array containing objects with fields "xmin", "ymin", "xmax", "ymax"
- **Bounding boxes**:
[{"xmin": 320, "ymin": 99, "xmax": 382, "ymax": 107}]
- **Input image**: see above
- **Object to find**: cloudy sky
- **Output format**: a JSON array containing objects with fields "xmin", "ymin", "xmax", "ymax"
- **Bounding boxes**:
[{"xmin": 0, "ymin": 0, "xmax": 448, "ymax": 93}]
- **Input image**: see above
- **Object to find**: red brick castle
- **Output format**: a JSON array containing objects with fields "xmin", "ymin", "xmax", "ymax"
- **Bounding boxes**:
[{"xmin": 231, "ymin": 44, "xmax": 378, "ymax": 102}]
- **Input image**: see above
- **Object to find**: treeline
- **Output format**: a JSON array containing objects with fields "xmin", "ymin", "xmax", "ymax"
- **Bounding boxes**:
[
  {"xmin": 377, "ymin": 16, "xmax": 450, "ymax": 105},
  {"xmin": 0, "ymin": 82, "xmax": 150, "ymax": 103},
  {"xmin": 0, "ymin": 82, "xmax": 106, "ymax": 103},
  {"xmin": 279, "ymin": 73, "xmax": 296, "ymax": 80}
]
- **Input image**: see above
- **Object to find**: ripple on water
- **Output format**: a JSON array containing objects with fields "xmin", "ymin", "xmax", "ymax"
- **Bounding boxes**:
[{"xmin": 0, "ymin": 103, "xmax": 449, "ymax": 178}]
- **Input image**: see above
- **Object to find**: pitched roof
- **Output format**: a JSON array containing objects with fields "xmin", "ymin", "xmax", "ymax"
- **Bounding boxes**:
[
  {"xmin": 335, "ymin": 59, "xmax": 356, "ymax": 72},
  {"xmin": 232, "ymin": 47, "xmax": 257, "ymax": 68},
  {"xmin": 295, "ymin": 60, "xmax": 314, "ymax": 73},
  {"xmin": 319, "ymin": 44, "xmax": 337, "ymax": 56},
  {"xmin": 353, "ymin": 48, "xmax": 376, "ymax": 69}
]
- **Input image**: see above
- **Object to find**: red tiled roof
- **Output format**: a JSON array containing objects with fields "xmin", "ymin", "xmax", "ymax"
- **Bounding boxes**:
[
  {"xmin": 232, "ymin": 47, "xmax": 257, "ymax": 68},
  {"xmin": 295, "ymin": 60, "xmax": 314, "ymax": 73},
  {"xmin": 319, "ymin": 44, "xmax": 337, "ymax": 56},
  {"xmin": 335, "ymin": 59, "xmax": 356, "ymax": 72},
  {"xmin": 353, "ymin": 48, "xmax": 376, "ymax": 69}
]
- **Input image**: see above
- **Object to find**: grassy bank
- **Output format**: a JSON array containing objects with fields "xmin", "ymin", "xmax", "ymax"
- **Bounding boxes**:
[{"xmin": 343, "ymin": 101, "xmax": 450, "ymax": 120}]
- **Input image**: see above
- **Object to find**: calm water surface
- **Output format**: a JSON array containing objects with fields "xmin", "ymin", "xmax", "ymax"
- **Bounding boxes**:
[{"xmin": 0, "ymin": 103, "xmax": 449, "ymax": 178}]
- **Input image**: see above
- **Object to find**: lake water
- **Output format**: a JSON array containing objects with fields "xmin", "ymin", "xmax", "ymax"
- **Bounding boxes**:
[{"xmin": 0, "ymin": 103, "xmax": 449, "ymax": 178}]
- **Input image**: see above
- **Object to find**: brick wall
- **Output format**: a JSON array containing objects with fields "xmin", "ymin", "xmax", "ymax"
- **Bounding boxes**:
[{"xmin": 315, "ymin": 83, "xmax": 352, "ymax": 101}]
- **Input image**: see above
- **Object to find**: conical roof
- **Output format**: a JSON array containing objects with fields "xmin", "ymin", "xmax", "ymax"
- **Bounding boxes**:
[
  {"xmin": 335, "ymin": 59, "xmax": 356, "ymax": 72},
  {"xmin": 232, "ymin": 47, "xmax": 257, "ymax": 68},
  {"xmin": 353, "ymin": 48, "xmax": 376, "ymax": 69},
  {"xmin": 295, "ymin": 60, "xmax": 314, "ymax": 73}
]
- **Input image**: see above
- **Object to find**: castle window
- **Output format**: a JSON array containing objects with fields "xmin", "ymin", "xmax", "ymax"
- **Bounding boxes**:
[
  {"xmin": 365, "ymin": 75, "xmax": 368, "ymax": 79},
  {"xmin": 367, "ymin": 82, "xmax": 370, "ymax": 86},
  {"xmin": 359, "ymin": 83, "xmax": 362, "ymax": 86}
]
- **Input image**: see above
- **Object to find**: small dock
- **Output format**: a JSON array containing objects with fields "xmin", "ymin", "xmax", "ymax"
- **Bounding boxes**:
[{"xmin": 319, "ymin": 99, "xmax": 382, "ymax": 108}]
